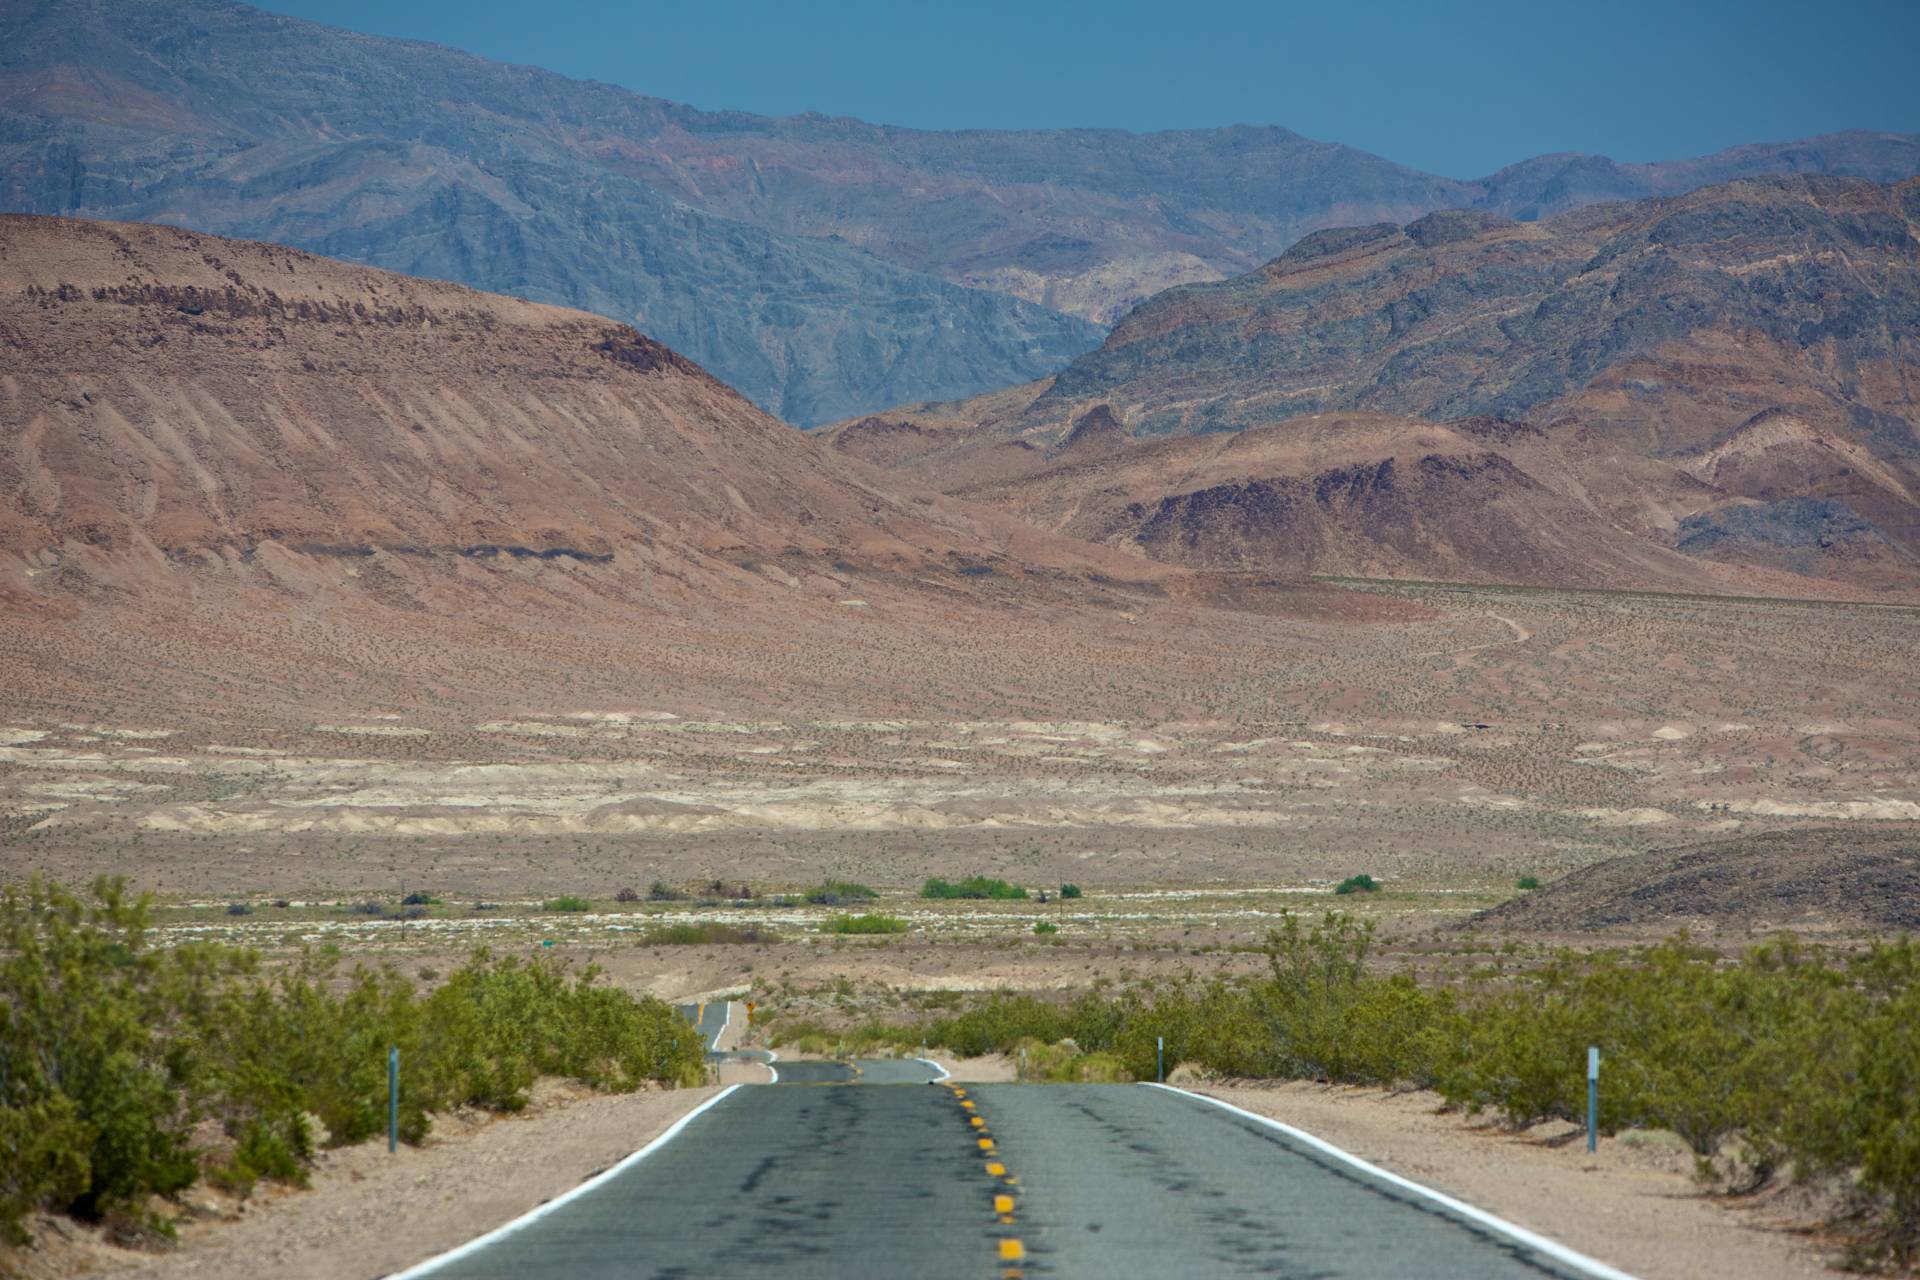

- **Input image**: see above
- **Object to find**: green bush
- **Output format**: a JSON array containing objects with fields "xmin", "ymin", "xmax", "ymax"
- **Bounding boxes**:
[
  {"xmin": 543, "ymin": 896, "xmax": 592, "ymax": 912},
  {"xmin": 1011, "ymin": 1038, "xmax": 1130, "ymax": 1083},
  {"xmin": 1515, "ymin": 876, "xmax": 1541, "ymax": 891},
  {"xmin": 1333, "ymin": 874, "xmax": 1379, "ymax": 895},
  {"xmin": 805, "ymin": 881, "xmax": 879, "ymax": 906},
  {"xmin": 920, "ymin": 876, "xmax": 1028, "ymax": 901},
  {"xmin": 0, "ymin": 878, "xmax": 707, "ymax": 1244},
  {"xmin": 927, "ymin": 994, "xmax": 1069, "ymax": 1057},
  {"xmin": 1033, "ymin": 922, "xmax": 1059, "ymax": 936},
  {"xmin": 1059, "ymin": 883, "xmax": 1083, "ymax": 899},
  {"xmin": 823, "ymin": 913, "xmax": 909, "ymax": 935},
  {"xmin": 637, "ymin": 922, "xmax": 776, "ymax": 945}
]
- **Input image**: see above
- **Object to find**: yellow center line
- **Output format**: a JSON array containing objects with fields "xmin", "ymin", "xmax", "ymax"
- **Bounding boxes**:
[{"xmin": 947, "ymin": 1083, "xmax": 1025, "ymax": 1271}]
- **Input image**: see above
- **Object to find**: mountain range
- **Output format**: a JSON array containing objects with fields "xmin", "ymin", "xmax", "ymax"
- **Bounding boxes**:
[
  {"xmin": 4, "ymin": 0, "xmax": 1917, "ymax": 424},
  {"xmin": 820, "ymin": 177, "xmax": 1920, "ymax": 597}
]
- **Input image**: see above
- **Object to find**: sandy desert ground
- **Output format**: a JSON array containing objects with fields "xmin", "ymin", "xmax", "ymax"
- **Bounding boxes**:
[{"xmin": 5, "ymin": 582, "xmax": 1915, "ymax": 918}]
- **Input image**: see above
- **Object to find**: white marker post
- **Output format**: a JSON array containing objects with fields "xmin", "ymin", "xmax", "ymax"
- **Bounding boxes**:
[
  {"xmin": 1586, "ymin": 1046, "xmax": 1600, "ymax": 1154},
  {"xmin": 388, "ymin": 1046, "xmax": 400, "ymax": 1154},
  {"xmin": 1157, "ymin": 1036, "xmax": 1165, "ymax": 1083}
]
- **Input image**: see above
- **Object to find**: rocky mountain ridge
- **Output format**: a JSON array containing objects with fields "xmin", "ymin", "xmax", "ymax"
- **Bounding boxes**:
[{"xmin": 819, "ymin": 178, "xmax": 1920, "ymax": 597}]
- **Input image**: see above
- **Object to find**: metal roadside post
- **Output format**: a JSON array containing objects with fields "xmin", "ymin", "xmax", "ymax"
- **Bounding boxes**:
[
  {"xmin": 1157, "ymin": 1036, "xmax": 1165, "ymax": 1083},
  {"xmin": 389, "ymin": 1046, "xmax": 400, "ymax": 1154},
  {"xmin": 1586, "ymin": 1046, "xmax": 1599, "ymax": 1154}
]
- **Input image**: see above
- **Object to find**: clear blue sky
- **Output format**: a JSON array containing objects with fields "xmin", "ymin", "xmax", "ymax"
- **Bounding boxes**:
[{"xmin": 263, "ymin": 0, "xmax": 1919, "ymax": 178}]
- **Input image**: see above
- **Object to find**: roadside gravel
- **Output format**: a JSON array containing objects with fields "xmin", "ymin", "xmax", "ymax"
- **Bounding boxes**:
[{"xmin": 1195, "ymin": 1080, "xmax": 1833, "ymax": 1280}]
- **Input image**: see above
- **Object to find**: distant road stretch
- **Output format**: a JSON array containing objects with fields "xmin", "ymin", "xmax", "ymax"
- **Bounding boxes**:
[{"xmin": 393, "ymin": 1058, "xmax": 1632, "ymax": 1280}]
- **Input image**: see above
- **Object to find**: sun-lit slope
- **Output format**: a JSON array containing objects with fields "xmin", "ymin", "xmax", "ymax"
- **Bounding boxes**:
[
  {"xmin": 0, "ymin": 215, "xmax": 1167, "ymax": 588},
  {"xmin": 818, "ymin": 179, "xmax": 1920, "ymax": 596},
  {"xmin": 0, "ymin": 215, "xmax": 1438, "ymax": 734}
]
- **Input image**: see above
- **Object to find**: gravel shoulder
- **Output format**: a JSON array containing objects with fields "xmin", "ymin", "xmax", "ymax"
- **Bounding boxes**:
[
  {"xmin": 16, "ymin": 1084, "xmax": 721, "ymax": 1280},
  {"xmin": 1192, "ymin": 1080, "xmax": 1833, "ymax": 1280}
]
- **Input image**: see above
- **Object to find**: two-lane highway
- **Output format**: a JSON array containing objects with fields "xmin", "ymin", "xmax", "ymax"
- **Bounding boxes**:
[{"xmin": 394, "ymin": 1069, "xmax": 1631, "ymax": 1279}]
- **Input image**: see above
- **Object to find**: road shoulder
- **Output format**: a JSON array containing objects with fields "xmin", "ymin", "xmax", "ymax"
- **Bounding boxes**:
[
  {"xmin": 20, "ymin": 1083, "xmax": 723, "ymax": 1280},
  {"xmin": 1189, "ymin": 1080, "xmax": 1833, "ymax": 1280}
]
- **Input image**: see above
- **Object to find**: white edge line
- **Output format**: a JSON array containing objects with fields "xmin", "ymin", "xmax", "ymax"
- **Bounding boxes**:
[
  {"xmin": 385, "ymin": 1084, "xmax": 742, "ymax": 1279},
  {"xmin": 715, "ymin": 1000, "xmax": 731, "ymax": 1048},
  {"xmin": 766, "ymin": 1048, "xmax": 781, "ymax": 1084},
  {"xmin": 1144, "ymin": 1083, "xmax": 1640, "ymax": 1280},
  {"xmin": 916, "ymin": 1056, "xmax": 952, "ymax": 1082}
]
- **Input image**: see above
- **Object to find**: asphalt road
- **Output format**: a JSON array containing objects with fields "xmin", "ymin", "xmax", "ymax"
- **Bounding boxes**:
[
  {"xmin": 674, "ymin": 1001, "xmax": 730, "ymax": 1052},
  {"xmin": 399, "ymin": 1079, "xmax": 1624, "ymax": 1279}
]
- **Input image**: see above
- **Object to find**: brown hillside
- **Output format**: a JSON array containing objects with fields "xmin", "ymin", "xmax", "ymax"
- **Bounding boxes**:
[
  {"xmin": 1469, "ymin": 829, "xmax": 1920, "ymax": 938},
  {"xmin": 0, "ymin": 215, "xmax": 1419, "ymax": 733}
]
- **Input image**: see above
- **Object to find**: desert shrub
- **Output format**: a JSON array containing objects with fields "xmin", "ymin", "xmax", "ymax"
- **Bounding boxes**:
[
  {"xmin": 543, "ymin": 896, "xmax": 592, "ymax": 913},
  {"xmin": 647, "ymin": 881, "xmax": 687, "ymax": 902},
  {"xmin": 1515, "ymin": 876, "xmax": 1541, "ymax": 891},
  {"xmin": 1012, "ymin": 1038, "xmax": 1131, "ymax": 1083},
  {"xmin": 0, "ymin": 878, "xmax": 217, "ymax": 1235},
  {"xmin": 0, "ymin": 880, "xmax": 708, "ymax": 1245},
  {"xmin": 225, "ymin": 902, "xmax": 253, "ymax": 917},
  {"xmin": 399, "ymin": 892, "xmax": 438, "ymax": 907},
  {"xmin": 702, "ymin": 880, "xmax": 757, "ymax": 901},
  {"xmin": 637, "ymin": 922, "xmax": 776, "ymax": 945},
  {"xmin": 766, "ymin": 1018, "xmax": 915, "ymax": 1057},
  {"xmin": 613, "ymin": 886, "xmax": 640, "ymax": 904},
  {"xmin": 925, "ymin": 994, "xmax": 1068, "ymax": 1057},
  {"xmin": 1033, "ymin": 922, "xmax": 1058, "ymax": 936},
  {"xmin": 824, "ymin": 913, "xmax": 908, "ymax": 935},
  {"xmin": 805, "ymin": 881, "xmax": 879, "ymax": 907},
  {"xmin": 346, "ymin": 901, "xmax": 384, "ymax": 916},
  {"xmin": 1333, "ymin": 874, "xmax": 1379, "ymax": 895},
  {"xmin": 1059, "ymin": 883, "xmax": 1083, "ymax": 899},
  {"xmin": 920, "ymin": 876, "xmax": 1028, "ymax": 901}
]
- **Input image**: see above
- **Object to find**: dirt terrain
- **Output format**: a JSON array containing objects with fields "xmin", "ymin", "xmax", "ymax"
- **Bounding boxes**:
[
  {"xmin": 1471, "ymin": 828, "xmax": 1920, "ymax": 939},
  {"xmin": 6, "ymin": 578, "xmax": 1918, "ymax": 907},
  {"xmin": 5, "ymin": 218, "xmax": 1915, "ymax": 916}
]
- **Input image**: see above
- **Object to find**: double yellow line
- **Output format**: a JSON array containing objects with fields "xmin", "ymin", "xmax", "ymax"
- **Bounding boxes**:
[{"xmin": 944, "ymin": 1083, "xmax": 1026, "ymax": 1275}]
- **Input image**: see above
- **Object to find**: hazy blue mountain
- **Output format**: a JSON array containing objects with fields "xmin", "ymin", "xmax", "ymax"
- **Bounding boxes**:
[{"xmin": 4, "ymin": 0, "xmax": 1915, "ymax": 423}]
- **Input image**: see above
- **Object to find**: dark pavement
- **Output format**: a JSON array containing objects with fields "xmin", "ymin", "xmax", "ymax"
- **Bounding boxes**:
[{"xmin": 401, "ymin": 1079, "xmax": 1625, "ymax": 1279}]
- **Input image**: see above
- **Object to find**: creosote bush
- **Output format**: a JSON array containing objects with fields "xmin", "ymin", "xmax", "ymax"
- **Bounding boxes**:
[
  {"xmin": 805, "ymin": 881, "xmax": 879, "ymax": 907},
  {"xmin": 0, "ymin": 877, "xmax": 706, "ymax": 1244},
  {"xmin": 1333, "ymin": 874, "xmax": 1379, "ymax": 895},
  {"xmin": 637, "ymin": 922, "xmax": 776, "ymax": 945},
  {"xmin": 920, "ymin": 876, "xmax": 1028, "ymax": 901},
  {"xmin": 543, "ymin": 895, "xmax": 592, "ymax": 912},
  {"xmin": 823, "ymin": 913, "xmax": 909, "ymax": 936}
]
